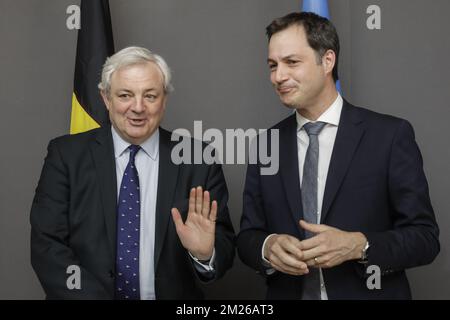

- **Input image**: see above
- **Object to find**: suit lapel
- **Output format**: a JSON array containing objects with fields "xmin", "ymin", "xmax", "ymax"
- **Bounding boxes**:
[
  {"xmin": 154, "ymin": 128, "xmax": 179, "ymax": 269},
  {"xmin": 90, "ymin": 128, "xmax": 118, "ymax": 259},
  {"xmin": 279, "ymin": 115, "xmax": 304, "ymax": 235},
  {"xmin": 321, "ymin": 101, "xmax": 365, "ymax": 222}
]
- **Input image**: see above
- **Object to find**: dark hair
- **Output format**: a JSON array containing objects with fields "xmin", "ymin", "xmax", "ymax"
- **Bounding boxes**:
[{"xmin": 266, "ymin": 12, "xmax": 340, "ymax": 82}]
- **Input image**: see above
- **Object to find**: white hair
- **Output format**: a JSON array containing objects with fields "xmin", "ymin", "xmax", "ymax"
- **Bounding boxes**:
[{"xmin": 98, "ymin": 46, "xmax": 174, "ymax": 95}]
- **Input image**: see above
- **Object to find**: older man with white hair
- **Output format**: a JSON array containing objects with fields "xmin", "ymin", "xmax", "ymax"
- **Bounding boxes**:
[{"xmin": 31, "ymin": 46, "xmax": 235, "ymax": 300}]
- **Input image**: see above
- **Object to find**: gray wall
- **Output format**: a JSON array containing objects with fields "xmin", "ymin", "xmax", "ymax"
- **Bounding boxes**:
[{"xmin": 0, "ymin": 0, "xmax": 448, "ymax": 299}]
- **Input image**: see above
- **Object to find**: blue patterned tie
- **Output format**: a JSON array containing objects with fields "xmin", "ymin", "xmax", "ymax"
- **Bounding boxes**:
[
  {"xmin": 116, "ymin": 145, "xmax": 141, "ymax": 300},
  {"xmin": 301, "ymin": 121, "xmax": 326, "ymax": 300}
]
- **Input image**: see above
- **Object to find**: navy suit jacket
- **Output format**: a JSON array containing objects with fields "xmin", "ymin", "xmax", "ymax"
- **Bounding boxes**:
[
  {"xmin": 31, "ymin": 127, "xmax": 235, "ymax": 299},
  {"xmin": 237, "ymin": 101, "xmax": 439, "ymax": 299}
]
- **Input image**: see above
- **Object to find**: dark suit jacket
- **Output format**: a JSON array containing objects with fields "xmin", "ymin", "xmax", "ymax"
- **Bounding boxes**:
[
  {"xmin": 237, "ymin": 101, "xmax": 439, "ymax": 299},
  {"xmin": 30, "ymin": 127, "xmax": 235, "ymax": 299}
]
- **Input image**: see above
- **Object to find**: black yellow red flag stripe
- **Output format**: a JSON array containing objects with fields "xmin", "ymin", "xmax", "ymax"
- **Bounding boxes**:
[{"xmin": 70, "ymin": 0, "xmax": 114, "ymax": 134}]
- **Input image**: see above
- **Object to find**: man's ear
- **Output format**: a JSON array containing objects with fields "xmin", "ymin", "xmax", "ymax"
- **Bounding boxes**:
[
  {"xmin": 322, "ymin": 49, "xmax": 336, "ymax": 77},
  {"xmin": 100, "ymin": 90, "xmax": 111, "ymax": 111}
]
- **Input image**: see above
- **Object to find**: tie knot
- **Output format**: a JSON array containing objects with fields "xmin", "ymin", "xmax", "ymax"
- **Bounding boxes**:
[
  {"xmin": 128, "ymin": 145, "xmax": 141, "ymax": 160},
  {"xmin": 303, "ymin": 122, "xmax": 326, "ymax": 136}
]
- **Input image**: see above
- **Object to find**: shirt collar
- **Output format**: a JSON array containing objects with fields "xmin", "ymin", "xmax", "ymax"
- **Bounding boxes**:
[
  {"xmin": 296, "ymin": 94, "xmax": 343, "ymax": 131},
  {"xmin": 111, "ymin": 126, "xmax": 159, "ymax": 160}
]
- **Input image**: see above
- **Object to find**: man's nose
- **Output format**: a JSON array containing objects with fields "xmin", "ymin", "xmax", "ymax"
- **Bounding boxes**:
[
  {"xmin": 274, "ymin": 65, "xmax": 288, "ymax": 84},
  {"xmin": 131, "ymin": 97, "xmax": 145, "ymax": 112}
]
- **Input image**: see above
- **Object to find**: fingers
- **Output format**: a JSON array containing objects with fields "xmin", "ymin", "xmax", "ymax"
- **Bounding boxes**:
[
  {"xmin": 302, "ymin": 238, "xmax": 337, "ymax": 268},
  {"xmin": 300, "ymin": 226, "xmax": 352, "ymax": 268},
  {"xmin": 299, "ymin": 219, "xmax": 330, "ymax": 234},
  {"xmin": 209, "ymin": 200, "xmax": 218, "ymax": 222},
  {"xmin": 265, "ymin": 235, "xmax": 308, "ymax": 274},
  {"xmin": 299, "ymin": 220, "xmax": 335, "ymax": 253},
  {"xmin": 201, "ymin": 190, "xmax": 210, "ymax": 218},
  {"xmin": 302, "ymin": 246, "xmax": 324, "ymax": 262},
  {"xmin": 299, "ymin": 234, "xmax": 322, "ymax": 251},
  {"xmin": 306, "ymin": 254, "xmax": 337, "ymax": 269},
  {"xmin": 300, "ymin": 232, "xmax": 328, "ymax": 262},
  {"xmin": 188, "ymin": 188, "xmax": 196, "ymax": 214},
  {"xmin": 188, "ymin": 186, "xmax": 217, "ymax": 222},
  {"xmin": 270, "ymin": 254, "xmax": 309, "ymax": 276},
  {"xmin": 272, "ymin": 250, "xmax": 308, "ymax": 271},
  {"xmin": 305, "ymin": 256, "xmax": 322, "ymax": 267},
  {"xmin": 265, "ymin": 234, "xmax": 303, "ymax": 260},
  {"xmin": 195, "ymin": 186, "xmax": 203, "ymax": 214},
  {"xmin": 171, "ymin": 208, "xmax": 184, "ymax": 231},
  {"xmin": 279, "ymin": 238, "xmax": 304, "ymax": 261}
]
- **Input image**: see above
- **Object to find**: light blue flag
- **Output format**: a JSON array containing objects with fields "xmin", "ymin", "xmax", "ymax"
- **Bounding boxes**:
[
  {"xmin": 302, "ymin": 0, "xmax": 341, "ymax": 93},
  {"xmin": 302, "ymin": 0, "xmax": 330, "ymax": 18}
]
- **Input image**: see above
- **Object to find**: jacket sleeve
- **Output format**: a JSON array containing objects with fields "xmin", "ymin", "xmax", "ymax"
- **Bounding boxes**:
[
  {"xmin": 237, "ymin": 161, "xmax": 272, "ymax": 275},
  {"xmin": 30, "ymin": 139, "xmax": 110, "ymax": 299},
  {"xmin": 361, "ymin": 120, "xmax": 440, "ymax": 275},
  {"xmin": 204, "ymin": 162, "xmax": 236, "ymax": 281}
]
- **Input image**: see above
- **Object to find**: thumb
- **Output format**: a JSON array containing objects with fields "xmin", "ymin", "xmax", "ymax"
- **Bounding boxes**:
[
  {"xmin": 171, "ymin": 208, "xmax": 184, "ymax": 231},
  {"xmin": 299, "ymin": 219, "xmax": 329, "ymax": 233}
]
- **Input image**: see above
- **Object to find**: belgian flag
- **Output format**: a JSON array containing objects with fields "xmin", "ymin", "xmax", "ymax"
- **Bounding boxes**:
[{"xmin": 70, "ymin": 0, "xmax": 114, "ymax": 134}]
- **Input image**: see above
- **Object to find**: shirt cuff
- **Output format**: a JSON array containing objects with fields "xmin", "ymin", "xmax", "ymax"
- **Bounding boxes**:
[
  {"xmin": 262, "ymin": 234, "xmax": 277, "ymax": 275},
  {"xmin": 189, "ymin": 249, "xmax": 216, "ymax": 273}
]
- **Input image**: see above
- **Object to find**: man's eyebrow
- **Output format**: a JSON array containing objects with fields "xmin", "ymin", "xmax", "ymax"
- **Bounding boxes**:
[
  {"xmin": 281, "ymin": 54, "xmax": 301, "ymax": 60},
  {"xmin": 267, "ymin": 54, "xmax": 301, "ymax": 64},
  {"xmin": 115, "ymin": 88, "xmax": 159, "ymax": 92}
]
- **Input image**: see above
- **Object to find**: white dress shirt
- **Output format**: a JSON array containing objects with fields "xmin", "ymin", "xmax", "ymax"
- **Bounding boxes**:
[
  {"xmin": 112, "ymin": 126, "xmax": 215, "ymax": 300},
  {"xmin": 262, "ymin": 94, "xmax": 343, "ymax": 300}
]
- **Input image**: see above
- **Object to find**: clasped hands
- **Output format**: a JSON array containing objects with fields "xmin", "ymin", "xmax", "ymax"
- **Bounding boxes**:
[{"xmin": 263, "ymin": 220, "xmax": 367, "ymax": 276}]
